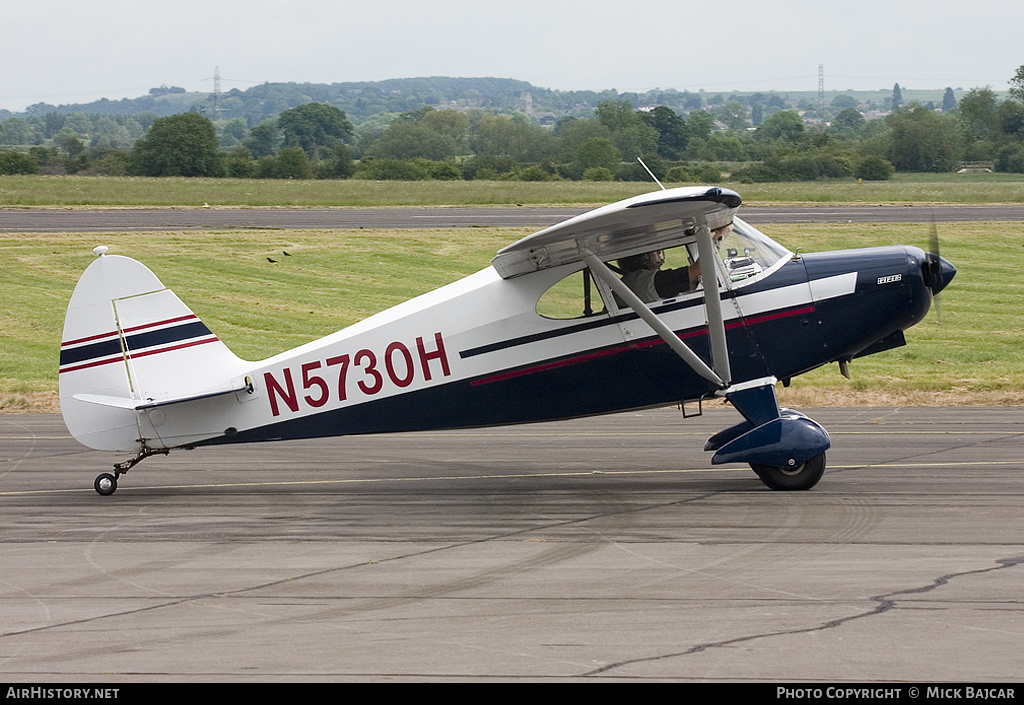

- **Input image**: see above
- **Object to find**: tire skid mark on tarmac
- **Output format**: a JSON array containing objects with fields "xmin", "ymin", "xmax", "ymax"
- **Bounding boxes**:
[{"xmin": 0, "ymin": 487, "xmax": 724, "ymax": 648}]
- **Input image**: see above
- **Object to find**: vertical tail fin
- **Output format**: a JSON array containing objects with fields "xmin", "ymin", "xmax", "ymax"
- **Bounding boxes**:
[{"xmin": 59, "ymin": 249, "xmax": 248, "ymax": 451}]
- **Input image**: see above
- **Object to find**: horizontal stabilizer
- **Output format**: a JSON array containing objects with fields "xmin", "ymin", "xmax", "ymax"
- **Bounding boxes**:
[{"xmin": 73, "ymin": 377, "xmax": 253, "ymax": 411}]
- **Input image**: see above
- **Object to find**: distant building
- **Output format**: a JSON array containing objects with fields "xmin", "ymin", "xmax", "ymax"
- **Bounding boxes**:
[{"xmin": 518, "ymin": 92, "xmax": 534, "ymax": 115}]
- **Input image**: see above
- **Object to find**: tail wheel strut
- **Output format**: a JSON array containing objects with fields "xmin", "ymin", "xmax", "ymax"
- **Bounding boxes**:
[{"xmin": 93, "ymin": 446, "xmax": 169, "ymax": 496}]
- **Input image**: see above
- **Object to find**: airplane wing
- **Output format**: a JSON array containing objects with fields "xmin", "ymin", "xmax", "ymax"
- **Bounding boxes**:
[{"xmin": 491, "ymin": 186, "xmax": 741, "ymax": 279}]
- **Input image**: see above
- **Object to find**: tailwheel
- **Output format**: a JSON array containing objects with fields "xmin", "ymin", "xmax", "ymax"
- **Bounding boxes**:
[
  {"xmin": 752, "ymin": 452, "xmax": 826, "ymax": 491},
  {"xmin": 93, "ymin": 446, "xmax": 169, "ymax": 495},
  {"xmin": 94, "ymin": 472, "xmax": 117, "ymax": 496}
]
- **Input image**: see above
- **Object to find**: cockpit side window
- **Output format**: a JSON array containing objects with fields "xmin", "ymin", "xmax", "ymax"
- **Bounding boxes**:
[
  {"xmin": 536, "ymin": 267, "xmax": 605, "ymax": 320},
  {"xmin": 536, "ymin": 219, "xmax": 790, "ymax": 318}
]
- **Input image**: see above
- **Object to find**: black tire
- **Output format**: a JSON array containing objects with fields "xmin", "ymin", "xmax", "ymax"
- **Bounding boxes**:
[
  {"xmin": 752, "ymin": 452, "xmax": 826, "ymax": 491},
  {"xmin": 94, "ymin": 473, "xmax": 117, "ymax": 496}
]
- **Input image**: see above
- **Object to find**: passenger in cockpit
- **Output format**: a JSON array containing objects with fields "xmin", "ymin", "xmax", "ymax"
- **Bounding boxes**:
[
  {"xmin": 617, "ymin": 249, "xmax": 697, "ymax": 303},
  {"xmin": 617, "ymin": 223, "xmax": 732, "ymax": 304}
]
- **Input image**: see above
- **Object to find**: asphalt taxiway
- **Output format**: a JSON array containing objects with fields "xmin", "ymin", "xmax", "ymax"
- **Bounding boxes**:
[{"xmin": 1, "ymin": 407, "xmax": 1022, "ymax": 682}]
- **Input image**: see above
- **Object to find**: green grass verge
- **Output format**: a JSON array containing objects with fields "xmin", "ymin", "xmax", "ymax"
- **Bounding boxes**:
[
  {"xmin": 2, "ymin": 221, "xmax": 1022, "ymax": 411},
  {"xmin": 1, "ymin": 173, "xmax": 1023, "ymax": 207}
]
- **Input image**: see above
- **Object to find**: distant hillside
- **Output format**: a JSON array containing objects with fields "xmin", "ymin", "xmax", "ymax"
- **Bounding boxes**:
[
  {"xmin": 4, "ymin": 76, "xmax": 978, "ymax": 128},
  {"xmin": 10, "ymin": 77, "xmax": 559, "ymax": 125}
]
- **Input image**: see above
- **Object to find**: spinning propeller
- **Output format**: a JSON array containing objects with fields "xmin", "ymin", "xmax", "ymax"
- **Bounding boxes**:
[{"xmin": 925, "ymin": 221, "xmax": 957, "ymax": 322}]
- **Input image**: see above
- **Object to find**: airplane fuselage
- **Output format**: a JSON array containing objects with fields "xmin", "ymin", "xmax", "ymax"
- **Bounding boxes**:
[
  {"xmin": 194, "ymin": 244, "xmax": 935, "ymax": 447},
  {"xmin": 59, "ymin": 186, "xmax": 955, "ymax": 493}
]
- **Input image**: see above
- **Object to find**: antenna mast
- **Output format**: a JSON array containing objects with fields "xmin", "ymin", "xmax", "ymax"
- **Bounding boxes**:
[
  {"xmin": 212, "ymin": 66, "xmax": 222, "ymax": 118},
  {"xmin": 637, "ymin": 157, "xmax": 666, "ymax": 190},
  {"xmin": 818, "ymin": 64, "xmax": 825, "ymax": 113}
]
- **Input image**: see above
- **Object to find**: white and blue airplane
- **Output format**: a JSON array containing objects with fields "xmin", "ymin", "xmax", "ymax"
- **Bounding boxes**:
[{"xmin": 58, "ymin": 186, "xmax": 955, "ymax": 495}]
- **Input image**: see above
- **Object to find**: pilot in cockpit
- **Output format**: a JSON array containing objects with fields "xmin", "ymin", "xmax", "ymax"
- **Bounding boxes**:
[{"xmin": 617, "ymin": 223, "xmax": 732, "ymax": 304}]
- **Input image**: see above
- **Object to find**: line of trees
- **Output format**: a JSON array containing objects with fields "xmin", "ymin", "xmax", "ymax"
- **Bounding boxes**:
[{"xmin": 3, "ymin": 68, "xmax": 1024, "ymax": 181}]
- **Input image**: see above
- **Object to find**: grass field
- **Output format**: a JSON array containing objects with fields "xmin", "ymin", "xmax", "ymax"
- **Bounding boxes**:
[
  {"xmin": 1, "ymin": 172, "xmax": 1023, "ymax": 207},
  {"xmin": 2, "ymin": 220, "xmax": 1022, "ymax": 411}
]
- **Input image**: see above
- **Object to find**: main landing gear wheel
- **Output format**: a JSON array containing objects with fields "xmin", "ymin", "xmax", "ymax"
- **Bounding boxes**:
[
  {"xmin": 94, "ymin": 472, "xmax": 118, "ymax": 496},
  {"xmin": 752, "ymin": 452, "xmax": 826, "ymax": 491}
]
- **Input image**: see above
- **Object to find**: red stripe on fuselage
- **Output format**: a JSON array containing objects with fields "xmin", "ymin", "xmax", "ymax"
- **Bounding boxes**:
[{"xmin": 470, "ymin": 305, "xmax": 815, "ymax": 387}]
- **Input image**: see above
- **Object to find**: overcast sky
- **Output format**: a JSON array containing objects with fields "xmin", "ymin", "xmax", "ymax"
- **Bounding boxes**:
[{"xmin": 3, "ymin": 0, "xmax": 1021, "ymax": 113}]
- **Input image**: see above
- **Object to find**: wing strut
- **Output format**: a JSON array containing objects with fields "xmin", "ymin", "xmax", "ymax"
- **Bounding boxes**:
[
  {"xmin": 582, "ymin": 252, "xmax": 726, "ymax": 387},
  {"xmin": 693, "ymin": 223, "xmax": 732, "ymax": 387}
]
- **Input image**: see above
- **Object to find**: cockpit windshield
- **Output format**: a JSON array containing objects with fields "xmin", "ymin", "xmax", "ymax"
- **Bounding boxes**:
[{"xmin": 717, "ymin": 217, "xmax": 791, "ymax": 282}]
